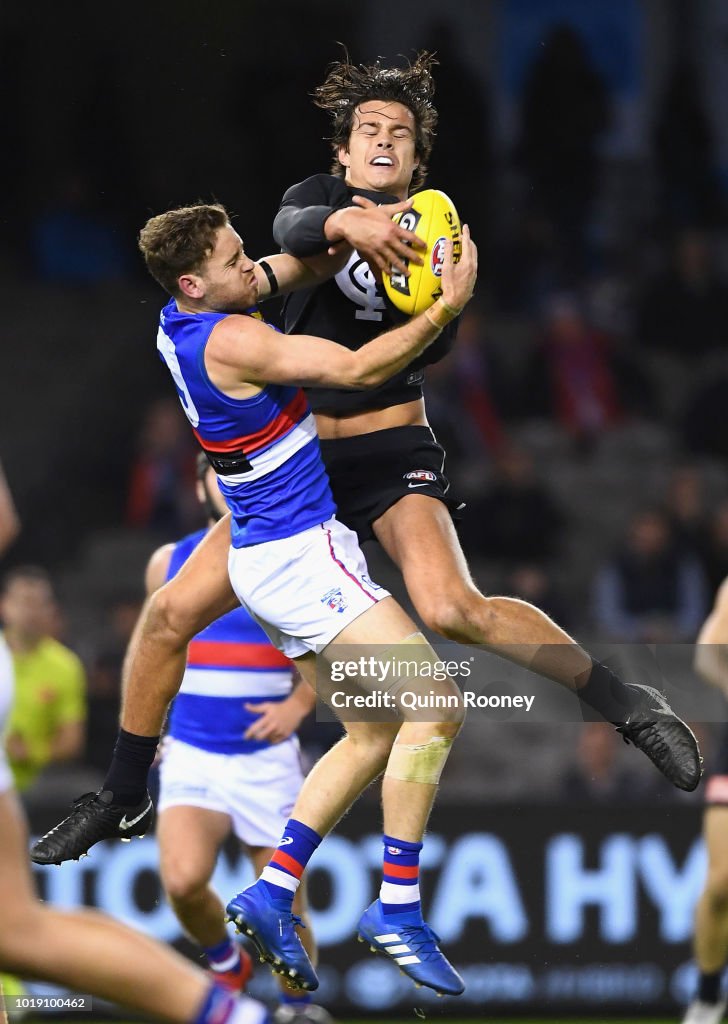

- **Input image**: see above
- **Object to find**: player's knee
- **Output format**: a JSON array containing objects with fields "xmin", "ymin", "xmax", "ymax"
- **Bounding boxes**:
[
  {"xmin": 348, "ymin": 724, "xmax": 398, "ymax": 768},
  {"xmin": 400, "ymin": 715, "xmax": 463, "ymax": 745},
  {"xmin": 162, "ymin": 858, "xmax": 208, "ymax": 905},
  {"xmin": 416, "ymin": 584, "xmax": 487, "ymax": 640},
  {"xmin": 148, "ymin": 585, "xmax": 199, "ymax": 647}
]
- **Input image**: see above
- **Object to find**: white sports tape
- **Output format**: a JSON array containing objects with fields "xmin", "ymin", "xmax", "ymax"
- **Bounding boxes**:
[{"xmin": 384, "ymin": 735, "xmax": 453, "ymax": 786}]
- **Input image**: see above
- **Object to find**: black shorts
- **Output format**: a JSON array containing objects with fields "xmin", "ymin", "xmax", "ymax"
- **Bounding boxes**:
[
  {"xmin": 319, "ymin": 425, "xmax": 464, "ymax": 543},
  {"xmin": 705, "ymin": 722, "xmax": 728, "ymax": 805}
]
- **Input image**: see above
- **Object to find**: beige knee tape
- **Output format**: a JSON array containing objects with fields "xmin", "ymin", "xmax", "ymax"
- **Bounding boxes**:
[
  {"xmin": 378, "ymin": 632, "xmax": 448, "ymax": 693},
  {"xmin": 384, "ymin": 736, "xmax": 454, "ymax": 785}
]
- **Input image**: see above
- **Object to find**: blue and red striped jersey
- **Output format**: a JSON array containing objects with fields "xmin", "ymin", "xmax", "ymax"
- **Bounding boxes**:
[
  {"xmin": 166, "ymin": 529, "xmax": 295, "ymax": 754},
  {"xmin": 157, "ymin": 299, "xmax": 335, "ymax": 547}
]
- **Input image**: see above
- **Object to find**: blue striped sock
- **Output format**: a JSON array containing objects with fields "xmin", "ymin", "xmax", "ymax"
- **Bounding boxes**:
[
  {"xmin": 204, "ymin": 937, "xmax": 240, "ymax": 974},
  {"xmin": 380, "ymin": 835, "xmax": 422, "ymax": 917},
  {"xmin": 192, "ymin": 984, "xmax": 236, "ymax": 1024},
  {"xmin": 260, "ymin": 819, "xmax": 322, "ymax": 909}
]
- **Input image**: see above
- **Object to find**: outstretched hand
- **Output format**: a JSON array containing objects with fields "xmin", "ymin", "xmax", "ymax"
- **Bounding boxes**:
[{"xmin": 326, "ymin": 195, "xmax": 426, "ymax": 277}]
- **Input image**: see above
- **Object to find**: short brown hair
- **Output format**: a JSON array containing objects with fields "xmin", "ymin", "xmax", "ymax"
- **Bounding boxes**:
[
  {"xmin": 313, "ymin": 51, "xmax": 438, "ymax": 193},
  {"xmin": 138, "ymin": 203, "xmax": 230, "ymax": 295}
]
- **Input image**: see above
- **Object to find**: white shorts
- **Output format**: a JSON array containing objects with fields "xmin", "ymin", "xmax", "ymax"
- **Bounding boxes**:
[
  {"xmin": 158, "ymin": 736, "xmax": 304, "ymax": 848},
  {"xmin": 228, "ymin": 516, "xmax": 390, "ymax": 659}
]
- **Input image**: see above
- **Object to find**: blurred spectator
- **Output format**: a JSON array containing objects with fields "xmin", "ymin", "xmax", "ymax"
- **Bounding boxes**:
[
  {"xmin": 592, "ymin": 506, "xmax": 708, "ymax": 642},
  {"xmin": 84, "ymin": 595, "xmax": 141, "ymax": 774},
  {"xmin": 637, "ymin": 230, "xmax": 728, "ymax": 358},
  {"xmin": 516, "ymin": 24, "xmax": 611, "ymax": 271},
  {"xmin": 664, "ymin": 463, "xmax": 709, "ymax": 553},
  {"xmin": 0, "ymin": 566, "xmax": 86, "ymax": 792},
  {"xmin": 698, "ymin": 500, "xmax": 728, "ymax": 604},
  {"xmin": 425, "ymin": 306, "xmax": 513, "ymax": 478},
  {"xmin": 559, "ymin": 722, "xmax": 652, "ymax": 803},
  {"xmin": 653, "ymin": 58, "xmax": 722, "ymax": 230},
  {"xmin": 681, "ymin": 359, "xmax": 728, "ymax": 459},
  {"xmin": 125, "ymin": 397, "xmax": 199, "ymax": 536},
  {"xmin": 458, "ymin": 444, "xmax": 565, "ymax": 562},
  {"xmin": 522, "ymin": 292, "xmax": 624, "ymax": 450},
  {"xmin": 503, "ymin": 564, "xmax": 574, "ymax": 632},
  {"xmin": 491, "ymin": 210, "xmax": 560, "ymax": 316},
  {"xmin": 0, "ymin": 461, "xmax": 20, "ymax": 557}
]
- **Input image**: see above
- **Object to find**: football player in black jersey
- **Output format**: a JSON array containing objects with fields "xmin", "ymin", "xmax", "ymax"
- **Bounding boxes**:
[{"xmin": 273, "ymin": 51, "xmax": 702, "ymax": 788}]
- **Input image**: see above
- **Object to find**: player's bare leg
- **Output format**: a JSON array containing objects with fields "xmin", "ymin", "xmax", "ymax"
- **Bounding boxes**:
[
  {"xmin": 122, "ymin": 515, "xmax": 238, "ymax": 737},
  {"xmin": 373, "ymin": 494, "xmax": 702, "ymax": 790},
  {"xmin": 684, "ymin": 807, "xmax": 728, "ymax": 1022},
  {"xmin": 157, "ymin": 804, "xmax": 253, "ymax": 991},
  {"xmin": 0, "ymin": 792, "xmax": 263, "ymax": 1024},
  {"xmin": 159, "ymin": 806, "xmax": 233, "ymax": 946},
  {"xmin": 228, "ymin": 598, "xmax": 465, "ymax": 996},
  {"xmin": 284, "ymin": 600, "xmax": 460, "ymax": 837},
  {"xmin": 375, "ymin": 495, "xmax": 593, "ymax": 680}
]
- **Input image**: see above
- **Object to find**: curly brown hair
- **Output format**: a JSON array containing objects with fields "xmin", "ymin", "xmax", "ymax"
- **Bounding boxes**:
[
  {"xmin": 138, "ymin": 202, "xmax": 230, "ymax": 296},
  {"xmin": 313, "ymin": 51, "xmax": 438, "ymax": 192}
]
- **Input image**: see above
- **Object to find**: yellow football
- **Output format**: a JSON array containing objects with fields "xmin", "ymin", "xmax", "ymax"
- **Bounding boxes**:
[{"xmin": 383, "ymin": 189, "xmax": 462, "ymax": 316}]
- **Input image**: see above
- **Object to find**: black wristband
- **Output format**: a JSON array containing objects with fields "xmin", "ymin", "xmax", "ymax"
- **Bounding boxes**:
[{"xmin": 258, "ymin": 259, "xmax": 279, "ymax": 297}]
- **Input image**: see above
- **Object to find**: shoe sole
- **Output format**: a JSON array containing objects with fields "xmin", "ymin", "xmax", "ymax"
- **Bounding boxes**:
[
  {"xmin": 624, "ymin": 718, "xmax": 704, "ymax": 792},
  {"xmin": 31, "ymin": 832, "xmax": 147, "ymax": 867},
  {"xmin": 356, "ymin": 932, "xmax": 462, "ymax": 997},
  {"xmin": 227, "ymin": 910, "xmax": 318, "ymax": 991}
]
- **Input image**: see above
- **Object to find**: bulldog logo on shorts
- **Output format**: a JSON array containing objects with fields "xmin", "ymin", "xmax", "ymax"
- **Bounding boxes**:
[{"xmin": 321, "ymin": 587, "xmax": 348, "ymax": 614}]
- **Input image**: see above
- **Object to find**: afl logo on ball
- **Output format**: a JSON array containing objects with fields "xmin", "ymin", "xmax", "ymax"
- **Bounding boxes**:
[{"xmin": 431, "ymin": 237, "xmax": 447, "ymax": 277}]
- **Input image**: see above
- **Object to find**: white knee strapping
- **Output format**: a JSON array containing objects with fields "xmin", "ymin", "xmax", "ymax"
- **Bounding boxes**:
[
  {"xmin": 377, "ymin": 632, "xmax": 450, "ymax": 693},
  {"xmin": 384, "ymin": 736, "xmax": 454, "ymax": 785}
]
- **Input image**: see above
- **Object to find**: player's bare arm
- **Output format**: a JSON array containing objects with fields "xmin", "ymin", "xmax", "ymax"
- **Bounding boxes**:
[
  {"xmin": 253, "ymin": 249, "xmax": 351, "ymax": 300},
  {"xmin": 145, "ymin": 543, "xmax": 176, "ymax": 596},
  {"xmin": 695, "ymin": 578, "xmax": 728, "ymax": 693},
  {"xmin": 207, "ymin": 227, "xmax": 476, "ymax": 394}
]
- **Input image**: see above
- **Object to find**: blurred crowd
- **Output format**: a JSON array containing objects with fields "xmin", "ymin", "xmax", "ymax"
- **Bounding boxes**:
[{"xmin": 3, "ymin": 19, "xmax": 728, "ymax": 810}]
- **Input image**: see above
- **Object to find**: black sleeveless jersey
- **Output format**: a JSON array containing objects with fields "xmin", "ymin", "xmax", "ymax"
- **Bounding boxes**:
[{"xmin": 273, "ymin": 173, "xmax": 457, "ymax": 415}]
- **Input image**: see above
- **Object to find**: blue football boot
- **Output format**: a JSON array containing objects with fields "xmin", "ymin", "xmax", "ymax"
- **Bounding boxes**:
[
  {"xmin": 225, "ymin": 880, "xmax": 319, "ymax": 992},
  {"xmin": 357, "ymin": 900, "xmax": 465, "ymax": 996}
]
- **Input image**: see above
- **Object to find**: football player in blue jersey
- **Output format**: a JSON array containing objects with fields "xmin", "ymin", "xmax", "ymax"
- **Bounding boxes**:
[
  {"xmin": 154, "ymin": 455, "xmax": 330, "ymax": 1024},
  {"xmin": 33, "ymin": 200, "xmax": 479, "ymax": 999}
]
